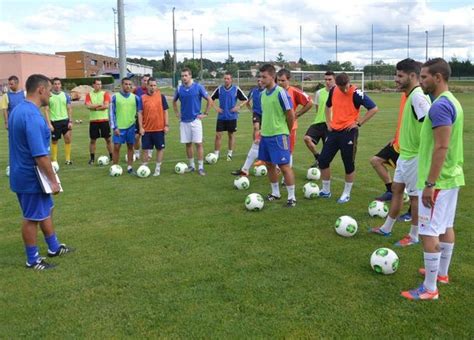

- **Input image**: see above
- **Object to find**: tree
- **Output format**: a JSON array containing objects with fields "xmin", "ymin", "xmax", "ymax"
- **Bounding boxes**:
[
  {"xmin": 181, "ymin": 58, "xmax": 200, "ymax": 77},
  {"xmin": 276, "ymin": 52, "xmax": 285, "ymax": 63},
  {"xmin": 298, "ymin": 57, "xmax": 307, "ymax": 66},
  {"xmin": 161, "ymin": 50, "xmax": 172, "ymax": 73}
]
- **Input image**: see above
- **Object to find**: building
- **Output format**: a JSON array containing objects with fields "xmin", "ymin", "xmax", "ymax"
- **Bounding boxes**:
[
  {"xmin": 0, "ymin": 51, "xmax": 66, "ymax": 88},
  {"xmin": 55, "ymin": 51, "xmax": 153, "ymax": 79}
]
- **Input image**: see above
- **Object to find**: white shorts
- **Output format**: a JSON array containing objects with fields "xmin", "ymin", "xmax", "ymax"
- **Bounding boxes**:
[
  {"xmin": 393, "ymin": 157, "xmax": 418, "ymax": 196},
  {"xmin": 180, "ymin": 119, "xmax": 203, "ymax": 144},
  {"xmin": 418, "ymin": 188, "xmax": 459, "ymax": 237}
]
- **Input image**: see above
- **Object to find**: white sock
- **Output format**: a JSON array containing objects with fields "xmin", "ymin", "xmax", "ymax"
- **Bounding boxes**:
[
  {"xmin": 188, "ymin": 158, "xmax": 195, "ymax": 169},
  {"xmin": 198, "ymin": 160, "xmax": 204, "ymax": 170},
  {"xmin": 286, "ymin": 185, "xmax": 295, "ymax": 200},
  {"xmin": 423, "ymin": 252, "xmax": 441, "ymax": 292},
  {"xmin": 289, "ymin": 154, "xmax": 293, "ymax": 167},
  {"xmin": 438, "ymin": 242, "xmax": 454, "ymax": 277},
  {"xmin": 380, "ymin": 216, "xmax": 397, "ymax": 233},
  {"xmin": 271, "ymin": 182, "xmax": 280, "ymax": 197},
  {"xmin": 127, "ymin": 165, "xmax": 133, "ymax": 171},
  {"xmin": 342, "ymin": 182, "xmax": 353, "ymax": 197},
  {"xmin": 155, "ymin": 162, "xmax": 161, "ymax": 171},
  {"xmin": 214, "ymin": 150, "xmax": 220, "ymax": 158},
  {"xmin": 227, "ymin": 150, "xmax": 233, "ymax": 157},
  {"xmin": 148, "ymin": 149, "xmax": 153, "ymax": 157},
  {"xmin": 242, "ymin": 143, "xmax": 259, "ymax": 172},
  {"xmin": 409, "ymin": 225, "xmax": 419, "ymax": 242},
  {"xmin": 322, "ymin": 180, "xmax": 331, "ymax": 193},
  {"xmin": 134, "ymin": 150, "xmax": 140, "ymax": 157}
]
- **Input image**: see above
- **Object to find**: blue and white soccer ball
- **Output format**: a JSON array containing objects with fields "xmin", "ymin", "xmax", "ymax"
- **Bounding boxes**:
[
  {"xmin": 205, "ymin": 153, "xmax": 218, "ymax": 164},
  {"xmin": 368, "ymin": 200, "xmax": 389, "ymax": 218},
  {"xmin": 137, "ymin": 165, "xmax": 151, "ymax": 178},
  {"xmin": 51, "ymin": 161, "xmax": 59, "ymax": 173},
  {"xmin": 334, "ymin": 215, "xmax": 358, "ymax": 237},
  {"xmin": 245, "ymin": 193, "xmax": 264, "ymax": 211},
  {"xmin": 370, "ymin": 248, "xmax": 399, "ymax": 275},
  {"xmin": 303, "ymin": 182, "xmax": 320, "ymax": 199},
  {"xmin": 109, "ymin": 164, "xmax": 123, "ymax": 177},
  {"xmin": 234, "ymin": 176, "xmax": 250, "ymax": 190},
  {"xmin": 253, "ymin": 165, "xmax": 267, "ymax": 177},
  {"xmin": 175, "ymin": 162, "xmax": 188, "ymax": 174},
  {"xmin": 306, "ymin": 167, "xmax": 321, "ymax": 180},
  {"xmin": 97, "ymin": 155, "xmax": 110, "ymax": 166}
]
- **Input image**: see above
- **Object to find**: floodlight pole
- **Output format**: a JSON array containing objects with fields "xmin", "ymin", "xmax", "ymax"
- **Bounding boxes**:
[
  {"xmin": 335, "ymin": 24, "xmax": 338, "ymax": 63},
  {"xmin": 200, "ymin": 33, "xmax": 203, "ymax": 80},
  {"xmin": 227, "ymin": 27, "xmax": 230, "ymax": 60},
  {"xmin": 407, "ymin": 25, "xmax": 410, "ymax": 58},
  {"xmin": 172, "ymin": 7, "xmax": 177, "ymax": 88},
  {"xmin": 442, "ymin": 25, "xmax": 445, "ymax": 59},
  {"xmin": 117, "ymin": 0, "xmax": 126, "ymax": 79},
  {"xmin": 263, "ymin": 25, "xmax": 266, "ymax": 62},
  {"xmin": 192, "ymin": 28, "xmax": 195, "ymax": 59},
  {"xmin": 299, "ymin": 25, "xmax": 302, "ymax": 61},
  {"xmin": 371, "ymin": 24, "xmax": 374, "ymax": 80},
  {"xmin": 112, "ymin": 8, "xmax": 118, "ymax": 58},
  {"xmin": 425, "ymin": 30, "xmax": 429, "ymax": 61}
]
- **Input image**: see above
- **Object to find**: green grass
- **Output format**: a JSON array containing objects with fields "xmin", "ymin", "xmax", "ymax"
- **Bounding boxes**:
[{"xmin": 0, "ymin": 92, "xmax": 473, "ymax": 337}]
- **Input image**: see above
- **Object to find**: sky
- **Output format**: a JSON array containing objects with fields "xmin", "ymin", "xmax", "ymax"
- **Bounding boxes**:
[{"xmin": 1, "ymin": 0, "xmax": 473, "ymax": 67}]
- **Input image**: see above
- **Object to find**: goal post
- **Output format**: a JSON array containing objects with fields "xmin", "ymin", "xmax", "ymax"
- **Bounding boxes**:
[
  {"xmin": 290, "ymin": 70, "xmax": 365, "ymax": 92},
  {"xmin": 237, "ymin": 69, "xmax": 259, "ymax": 88}
]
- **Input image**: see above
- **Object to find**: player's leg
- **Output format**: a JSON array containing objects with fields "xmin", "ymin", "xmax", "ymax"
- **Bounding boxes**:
[
  {"xmin": 304, "ymin": 124, "xmax": 319, "ymax": 166},
  {"xmin": 141, "ymin": 132, "xmax": 151, "ymax": 164},
  {"xmin": 112, "ymin": 128, "xmax": 123, "ymax": 165},
  {"xmin": 280, "ymin": 163, "xmax": 296, "ymax": 207},
  {"xmin": 214, "ymin": 131, "xmax": 223, "ymax": 159},
  {"xmin": 318, "ymin": 131, "xmax": 339, "ymax": 198},
  {"xmin": 125, "ymin": 126, "xmax": 136, "ymax": 173},
  {"xmin": 370, "ymin": 181, "xmax": 405, "ymax": 236},
  {"xmin": 133, "ymin": 118, "xmax": 141, "ymax": 159},
  {"xmin": 51, "ymin": 121, "xmax": 60, "ymax": 162},
  {"xmin": 153, "ymin": 132, "xmax": 165, "ymax": 176},
  {"xmin": 337, "ymin": 129, "xmax": 358, "ymax": 203},
  {"xmin": 227, "ymin": 120, "xmax": 236, "ymax": 160},
  {"xmin": 192, "ymin": 119, "xmax": 205, "ymax": 175},
  {"xmin": 180, "ymin": 122, "xmax": 195, "ymax": 171},
  {"xmin": 64, "ymin": 121, "xmax": 72, "ymax": 165},
  {"xmin": 40, "ymin": 215, "xmax": 73, "ymax": 257}
]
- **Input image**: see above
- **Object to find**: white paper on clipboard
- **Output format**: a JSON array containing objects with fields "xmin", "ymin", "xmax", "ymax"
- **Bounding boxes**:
[{"xmin": 34, "ymin": 166, "xmax": 64, "ymax": 194}]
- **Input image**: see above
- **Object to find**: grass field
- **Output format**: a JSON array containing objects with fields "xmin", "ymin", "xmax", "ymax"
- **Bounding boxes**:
[{"xmin": 0, "ymin": 92, "xmax": 473, "ymax": 337}]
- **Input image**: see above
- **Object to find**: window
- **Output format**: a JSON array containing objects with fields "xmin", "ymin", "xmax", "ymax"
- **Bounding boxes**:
[{"xmin": 90, "ymin": 59, "xmax": 98, "ymax": 66}]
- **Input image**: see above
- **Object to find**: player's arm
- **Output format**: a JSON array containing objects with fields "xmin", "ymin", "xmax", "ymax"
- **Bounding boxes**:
[
  {"xmin": 85, "ymin": 94, "xmax": 99, "ymax": 110},
  {"xmin": 296, "ymin": 99, "xmax": 312, "ymax": 118},
  {"xmin": 2, "ymin": 95, "xmax": 8, "ymax": 129},
  {"xmin": 172, "ymin": 89, "xmax": 180, "ymax": 120},
  {"xmin": 162, "ymin": 95, "xmax": 169, "ymax": 133},
  {"xmin": 285, "ymin": 109, "xmax": 295, "ymax": 132},
  {"xmin": 109, "ymin": 96, "xmax": 119, "ymax": 135},
  {"xmin": 246, "ymin": 90, "xmax": 253, "ymax": 111},
  {"xmin": 353, "ymin": 90, "xmax": 378, "ymax": 129},
  {"xmin": 138, "ymin": 110, "xmax": 144, "ymax": 136},
  {"xmin": 199, "ymin": 95, "xmax": 213, "ymax": 118},
  {"xmin": 210, "ymin": 87, "xmax": 222, "ymax": 113},
  {"xmin": 67, "ymin": 95, "xmax": 73, "ymax": 129},
  {"xmin": 231, "ymin": 87, "xmax": 249, "ymax": 112},
  {"xmin": 97, "ymin": 93, "xmax": 110, "ymax": 110},
  {"xmin": 279, "ymin": 91, "xmax": 294, "ymax": 132},
  {"xmin": 44, "ymin": 106, "xmax": 54, "ymax": 131},
  {"xmin": 325, "ymin": 88, "xmax": 334, "ymax": 131}
]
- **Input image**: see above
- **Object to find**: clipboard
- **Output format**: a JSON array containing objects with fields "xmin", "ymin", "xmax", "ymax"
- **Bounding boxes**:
[{"xmin": 34, "ymin": 166, "xmax": 64, "ymax": 194}]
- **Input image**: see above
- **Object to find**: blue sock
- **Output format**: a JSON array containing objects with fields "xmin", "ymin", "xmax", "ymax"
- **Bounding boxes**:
[
  {"xmin": 25, "ymin": 245, "xmax": 40, "ymax": 265},
  {"xmin": 45, "ymin": 233, "xmax": 60, "ymax": 253}
]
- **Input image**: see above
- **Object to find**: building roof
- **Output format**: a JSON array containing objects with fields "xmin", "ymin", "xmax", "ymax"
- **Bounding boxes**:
[{"xmin": 0, "ymin": 50, "xmax": 65, "ymax": 58}]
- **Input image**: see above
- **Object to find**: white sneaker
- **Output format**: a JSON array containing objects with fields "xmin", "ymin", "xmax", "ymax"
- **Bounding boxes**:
[{"xmin": 153, "ymin": 168, "xmax": 161, "ymax": 177}]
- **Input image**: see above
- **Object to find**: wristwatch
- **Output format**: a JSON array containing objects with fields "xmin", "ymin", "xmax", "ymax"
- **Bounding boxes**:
[
  {"xmin": 356, "ymin": 121, "xmax": 362, "ymax": 127},
  {"xmin": 424, "ymin": 181, "xmax": 436, "ymax": 188}
]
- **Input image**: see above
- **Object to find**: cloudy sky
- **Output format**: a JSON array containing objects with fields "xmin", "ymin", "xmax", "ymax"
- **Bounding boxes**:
[{"xmin": 1, "ymin": 0, "xmax": 473, "ymax": 67}]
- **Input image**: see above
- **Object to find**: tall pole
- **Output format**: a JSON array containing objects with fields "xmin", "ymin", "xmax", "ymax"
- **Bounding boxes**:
[
  {"xmin": 335, "ymin": 25, "xmax": 338, "ymax": 62},
  {"xmin": 371, "ymin": 24, "xmax": 374, "ymax": 80},
  {"xmin": 263, "ymin": 25, "xmax": 266, "ymax": 62},
  {"xmin": 227, "ymin": 27, "xmax": 230, "ymax": 60},
  {"xmin": 407, "ymin": 24, "xmax": 410, "ymax": 58},
  {"xmin": 442, "ymin": 25, "xmax": 445, "ymax": 59},
  {"xmin": 112, "ymin": 8, "xmax": 117, "ymax": 58},
  {"xmin": 172, "ymin": 7, "xmax": 177, "ymax": 88},
  {"xmin": 299, "ymin": 25, "xmax": 302, "ymax": 61},
  {"xmin": 425, "ymin": 30, "xmax": 429, "ymax": 61},
  {"xmin": 192, "ymin": 28, "xmax": 195, "ymax": 59},
  {"xmin": 200, "ymin": 34, "xmax": 203, "ymax": 80},
  {"xmin": 117, "ymin": 0, "xmax": 126, "ymax": 79}
]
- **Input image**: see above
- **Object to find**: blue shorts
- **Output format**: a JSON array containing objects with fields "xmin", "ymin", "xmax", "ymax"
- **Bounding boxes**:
[
  {"xmin": 142, "ymin": 131, "xmax": 165, "ymax": 150},
  {"xmin": 17, "ymin": 193, "xmax": 54, "ymax": 221},
  {"xmin": 113, "ymin": 125, "xmax": 136, "ymax": 145},
  {"xmin": 258, "ymin": 135, "xmax": 291, "ymax": 165}
]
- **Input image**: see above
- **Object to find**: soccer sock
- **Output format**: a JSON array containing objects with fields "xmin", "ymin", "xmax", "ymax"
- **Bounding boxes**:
[
  {"xmin": 271, "ymin": 182, "xmax": 280, "ymax": 197},
  {"xmin": 322, "ymin": 180, "xmax": 331, "ymax": 193},
  {"xmin": 155, "ymin": 162, "xmax": 161, "ymax": 171},
  {"xmin": 385, "ymin": 182, "xmax": 392, "ymax": 193},
  {"xmin": 286, "ymin": 185, "xmax": 295, "ymax": 200},
  {"xmin": 227, "ymin": 150, "xmax": 233, "ymax": 157},
  {"xmin": 51, "ymin": 143, "xmax": 58, "ymax": 161},
  {"xmin": 134, "ymin": 150, "xmax": 140, "ymax": 158},
  {"xmin": 25, "ymin": 245, "xmax": 40, "ymax": 265},
  {"xmin": 148, "ymin": 149, "xmax": 153, "ymax": 158},
  {"xmin": 342, "ymin": 182, "xmax": 353, "ymax": 197},
  {"xmin": 198, "ymin": 160, "xmax": 204, "ymax": 170},
  {"xmin": 127, "ymin": 165, "xmax": 133, "ymax": 171},
  {"xmin": 380, "ymin": 216, "xmax": 397, "ymax": 233},
  {"xmin": 289, "ymin": 154, "xmax": 293, "ymax": 167},
  {"xmin": 188, "ymin": 158, "xmax": 195, "ymax": 169},
  {"xmin": 64, "ymin": 143, "xmax": 71, "ymax": 162},
  {"xmin": 438, "ymin": 242, "xmax": 454, "ymax": 277},
  {"xmin": 314, "ymin": 152, "xmax": 319, "ymax": 161},
  {"xmin": 44, "ymin": 233, "xmax": 60, "ymax": 253},
  {"xmin": 90, "ymin": 153, "xmax": 95, "ymax": 161},
  {"xmin": 214, "ymin": 150, "xmax": 220, "ymax": 158},
  {"xmin": 109, "ymin": 153, "xmax": 113, "ymax": 160},
  {"xmin": 423, "ymin": 252, "xmax": 441, "ymax": 292},
  {"xmin": 242, "ymin": 143, "xmax": 259, "ymax": 172},
  {"xmin": 409, "ymin": 225, "xmax": 419, "ymax": 242}
]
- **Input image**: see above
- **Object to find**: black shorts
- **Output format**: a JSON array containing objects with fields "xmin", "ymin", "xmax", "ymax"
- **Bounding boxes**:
[
  {"xmin": 319, "ymin": 128, "xmax": 359, "ymax": 174},
  {"xmin": 89, "ymin": 121, "xmax": 111, "ymax": 140},
  {"xmin": 305, "ymin": 122, "xmax": 328, "ymax": 145},
  {"xmin": 142, "ymin": 131, "xmax": 165, "ymax": 150},
  {"xmin": 216, "ymin": 119, "xmax": 237, "ymax": 133},
  {"xmin": 51, "ymin": 119, "xmax": 70, "ymax": 141},
  {"xmin": 375, "ymin": 143, "xmax": 399, "ymax": 168},
  {"xmin": 252, "ymin": 112, "xmax": 262, "ymax": 125}
]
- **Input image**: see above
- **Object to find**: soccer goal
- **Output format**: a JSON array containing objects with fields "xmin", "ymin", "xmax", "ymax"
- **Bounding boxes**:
[
  {"xmin": 290, "ymin": 71, "xmax": 365, "ymax": 92},
  {"xmin": 237, "ymin": 69, "xmax": 259, "ymax": 88}
]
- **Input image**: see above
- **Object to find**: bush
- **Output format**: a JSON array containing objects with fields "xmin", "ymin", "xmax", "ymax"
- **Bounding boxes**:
[{"xmin": 60, "ymin": 76, "xmax": 114, "ymax": 89}]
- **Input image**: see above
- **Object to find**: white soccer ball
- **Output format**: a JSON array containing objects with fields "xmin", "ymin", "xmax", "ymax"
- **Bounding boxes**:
[
  {"xmin": 5, "ymin": 165, "xmax": 10, "ymax": 177},
  {"xmin": 205, "ymin": 153, "xmax": 218, "ymax": 164},
  {"xmin": 245, "ymin": 193, "xmax": 264, "ymax": 211},
  {"xmin": 175, "ymin": 162, "xmax": 188, "ymax": 174},
  {"xmin": 403, "ymin": 189, "xmax": 410, "ymax": 203},
  {"xmin": 136, "ymin": 165, "xmax": 151, "ymax": 178},
  {"xmin": 234, "ymin": 176, "xmax": 250, "ymax": 190},
  {"xmin": 370, "ymin": 248, "xmax": 400, "ymax": 275},
  {"xmin": 109, "ymin": 164, "xmax": 123, "ymax": 177},
  {"xmin": 97, "ymin": 155, "xmax": 110, "ymax": 166},
  {"xmin": 51, "ymin": 161, "xmax": 59, "ymax": 173},
  {"xmin": 306, "ymin": 167, "xmax": 321, "ymax": 180},
  {"xmin": 368, "ymin": 200, "xmax": 389, "ymax": 218},
  {"xmin": 253, "ymin": 165, "xmax": 267, "ymax": 177},
  {"xmin": 125, "ymin": 153, "xmax": 138, "ymax": 162},
  {"xmin": 303, "ymin": 182, "xmax": 320, "ymax": 199},
  {"xmin": 334, "ymin": 215, "xmax": 358, "ymax": 237}
]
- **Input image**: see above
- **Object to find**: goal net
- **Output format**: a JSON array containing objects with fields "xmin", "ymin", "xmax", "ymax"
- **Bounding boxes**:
[{"xmin": 290, "ymin": 71, "xmax": 365, "ymax": 92}]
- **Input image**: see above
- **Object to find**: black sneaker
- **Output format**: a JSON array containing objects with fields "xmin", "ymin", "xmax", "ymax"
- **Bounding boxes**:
[
  {"xmin": 26, "ymin": 258, "xmax": 56, "ymax": 270},
  {"xmin": 375, "ymin": 191, "xmax": 393, "ymax": 201},
  {"xmin": 231, "ymin": 169, "xmax": 248, "ymax": 176},
  {"xmin": 267, "ymin": 193, "xmax": 281, "ymax": 201},
  {"xmin": 47, "ymin": 244, "xmax": 75, "ymax": 257},
  {"xmin": 88, "ymin": 159, "xmax": 94, "ymax": 165},
  {"xmin": 286, "ymin": 199, "xmax": 297, "ymax": 207},
  {"xmin": 65, "ymin": 160, "xmax": 73, "ymax": 165},
  {"xmin": 310, "ymin": 160, "xmax": 319, "ymax": 168}
]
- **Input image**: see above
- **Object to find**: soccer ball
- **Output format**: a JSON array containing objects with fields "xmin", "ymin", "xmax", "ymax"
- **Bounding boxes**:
[
  {"xmin": 334, "ymin": 215, "xmax": 358, "ymax": 237},
  {"xmin": 51, "ymin": 161, "xmax": 59, "ymax": 173},
  {"xmin": 245, "ymin": 193, "xmax": 264, "ymax": 211},
  {"xmin": 109, "ymin": 164, "xmax": 123, "ymax": 177},
  {"xmin": 303, "ymin": 182, "xmax": 320, "ymax": 199},
  {"xmin": 175, "ymin": 162, "xmax": 188, "ymax": 174},
  {"xmin": 368, "ymin": 200, "xmax": 389, "ymax": 218},
  {"xmin": 403, "ymin": 189, "xmax": 410, "ymax": 203},
  {"xmin": 125, "ymin": 153, "xmax": 138, "ymax": 162},
  {"xmin": 253, "ymin": 165, "xmax": 267, "ymax": 177},
  {"xmin": 205, "ymin": 153, "xmax": 218, "ymax": 164},
  {"xmin": 136, "ymin": 165, "xmax": 151, "ymax": 178},
  {"xmin": 97, "ymin": 155, "xmax": 110, "ymax": 166},
  {"xmin": 234, "ymin": 176, "xmax": 250, "ymax": 190},
  {"xmin": 5, "ymin": 165, "xmax": 9, "ymax": 177},
  {"xmin": 370, "ymin": 248, "xmax": 400, "ymax": 275},
  {"xmin": 307, "ymin": 167, "xmax": 321, "ymax": 180}
]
